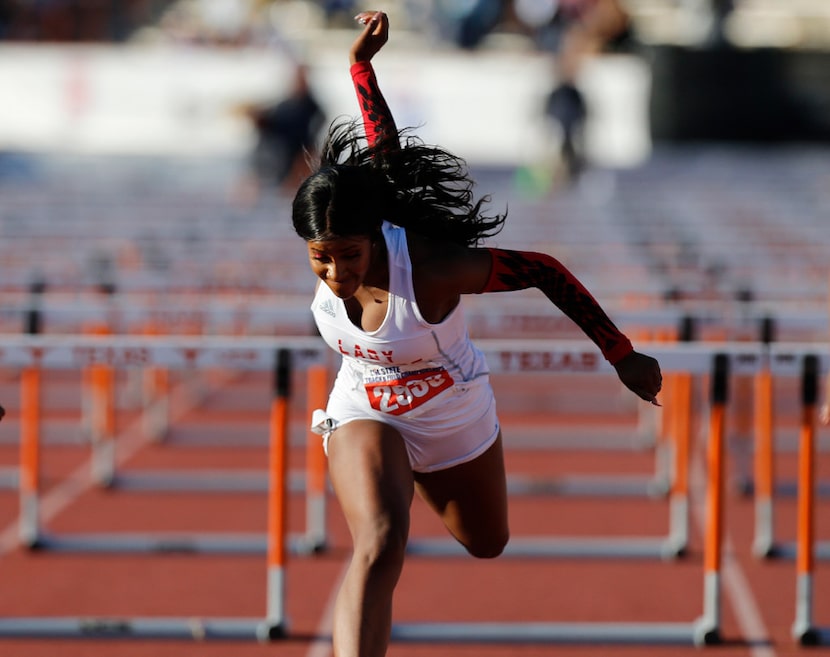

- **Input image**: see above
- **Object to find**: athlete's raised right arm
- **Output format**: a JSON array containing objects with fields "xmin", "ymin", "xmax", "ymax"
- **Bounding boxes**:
[{"xmin": 349, "ymin": 11, "xmax": 399, "ymax": 149}]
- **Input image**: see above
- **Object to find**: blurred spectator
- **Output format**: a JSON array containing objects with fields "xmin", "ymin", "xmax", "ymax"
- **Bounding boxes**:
[
  {"xmin": 156, "ymin": 0, "xmax": 263, "ymax": 46},
  {"xmin": 236, "ymin": 62, "xmax": 325, "ymax": 203},
  {"xmin": 520, "ymin": 0, "xmax": 632, "ymax": 56},
  {"xmin": 194, "ymin": 0, "xmax": 257, "ymax": 45},
  {"xmin": 321, "ymin": 0, "xmax": 357, "ymax": 28},
  {"xmin": 433, "ymin": 0, "xmax": 505, "ymax": 49},
  {"xmin": 532, "ymin": 0, "xmax": 633, "ymax": 182},
  {"xmin": 544, "ymin": 78, "xmax": 586, "ymax": 180},
  {"xmin": 703, "ymin": 0, "xmax": 735, "ymax": 47}
]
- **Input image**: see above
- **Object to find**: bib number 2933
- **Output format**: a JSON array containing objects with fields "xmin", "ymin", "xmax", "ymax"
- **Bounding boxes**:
[{"xmin": 365, "ymin": 369, "xmax": 453, "ymax": 415}]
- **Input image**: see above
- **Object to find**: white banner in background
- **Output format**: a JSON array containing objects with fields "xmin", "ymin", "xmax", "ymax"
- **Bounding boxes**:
[{"xmin": 0, "ymin": 42, "xmax": 651, "ymax": 166}]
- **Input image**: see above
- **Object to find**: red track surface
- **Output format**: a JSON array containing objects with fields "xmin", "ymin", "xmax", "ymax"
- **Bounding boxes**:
[{"xmin": 0, "ymin": 366, "xmax": 828, "ymax": 657}]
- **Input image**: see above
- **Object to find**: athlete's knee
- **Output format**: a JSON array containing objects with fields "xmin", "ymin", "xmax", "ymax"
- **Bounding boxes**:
[
  {"xmin": 353, "ymin": 514, "xmax": 409, "ymax": 573},
  {"xmin": 464, "ymin": 527, "xmax": 509, "ymax": 559}
]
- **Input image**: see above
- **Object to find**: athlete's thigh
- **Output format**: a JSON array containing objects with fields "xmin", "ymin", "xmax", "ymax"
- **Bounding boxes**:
[
  {"xmin": 326, "ymin": 419, "xmax": 415, "ymax": 539},
  {"xmin": 413, "ymin": 433, "xmax": 508, "ymax": 552}
]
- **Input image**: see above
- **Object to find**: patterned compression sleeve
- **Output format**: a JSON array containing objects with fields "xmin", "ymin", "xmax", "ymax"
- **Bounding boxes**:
[
  {"xmin": 482, "ymin": 248, "xmax": 633, "ymax": 364},
  {"xmin": 350, "ymin": 61, "xmax": 399, "ymax": 148}
]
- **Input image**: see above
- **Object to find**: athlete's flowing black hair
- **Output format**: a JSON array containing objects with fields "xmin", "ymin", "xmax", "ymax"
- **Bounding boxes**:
[{"xmin": 291, "ymin": 118, "xmax": 506, "ymax": 246}]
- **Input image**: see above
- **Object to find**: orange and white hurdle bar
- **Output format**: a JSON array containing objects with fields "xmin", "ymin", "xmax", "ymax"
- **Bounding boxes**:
[
  {"xmin": 5, "ymin": 342, "xmax": 325, "ymax": 640},
  {"xmin": 2, "ymin": 292, "xmax": 827, "ymax": 337},
  {"xmin": 14, "ymin": 333, "xmax": 672, "ymax": 559},
  {"xmin": 0, "ymin": 335, "xmax": 826, "ymax": 643},
  {"xmin": 752, "ymin": 344, "xmax": 830, "ymax": 561},
  {"xmin": 9, "ymin": 336, "xmax": 830, "ymax": 561},
  {"xmin": 14, "ymin": 336, "xmax": 331, "ymax": 557},
  {"xmin": 406, "ymin": 340, "xmax": 828, "ymax": 563},
  {"xmin": 76, "ymin": 333, "xmax": 331, "ymax": 553}
]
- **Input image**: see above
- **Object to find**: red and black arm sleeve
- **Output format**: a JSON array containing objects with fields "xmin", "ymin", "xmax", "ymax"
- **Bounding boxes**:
[
  {"xmin": 481, "ymin": 248, "xmax": 633, "ymax": 364},
  {"xmin": 350, "ymin": 60, "xmax": 399, "ymax": 149}
]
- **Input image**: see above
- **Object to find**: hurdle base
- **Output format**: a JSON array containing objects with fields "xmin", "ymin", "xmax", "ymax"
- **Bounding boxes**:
[
  {"xmin": 661, "ymin": 535, "xmax": 688, "ymax": 560},
  {"xmin": 391, "ymin": 621, "xmax": 700, "ymax": 645},
  {"xmin": 407, "ymin": 535, "xmax": 683, "ymax": 560},
  {"xmin": 692, "ymin": 616, "xmax": 722, "ymax": 646},
  {"xmin": 23, "ymin": 536, "xmax": 45, "ymax": 551},
  {"xmin": 751, "ymin": 539, "xmax": 777, "ymax": 560},
  {"xmin": 257, "ymin": 620, "xmax": 288, "ymax": 642},
  {"xmin": 289, "ymin": 534, "xmax": 328, "ymax": 556},
  {"xmin": 766, "ymin": 541, "xmax": 830, "ymax": 562},
  {"xmin": 0, "ymin": 617, "xmax": 277, "ymax": 641},
  {"xmin": 23, "ymin": 531, "xmax": 322, "ymax": 556},
  {"xmin": 792, "ymin": 621, "xmax": 821, "ymax": 646}
]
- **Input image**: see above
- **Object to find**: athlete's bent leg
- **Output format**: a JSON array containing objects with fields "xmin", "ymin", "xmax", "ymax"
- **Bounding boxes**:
[
  {"xmin": 326, "ymin": 420, "xmax": 415, "ymax": 657},
  {"xmin": 414, "ymin": 432, "xmax": 509, "ymax": 558}
]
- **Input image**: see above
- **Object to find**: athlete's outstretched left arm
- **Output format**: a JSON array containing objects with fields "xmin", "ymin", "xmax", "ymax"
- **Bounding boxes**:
[
  {"xmin": 349, "ymin": 11, "xmax": 398, "ymax": 149},
  {"xmin": 479, "ymin": 247, "xmax": 662, "ymax": 404}
]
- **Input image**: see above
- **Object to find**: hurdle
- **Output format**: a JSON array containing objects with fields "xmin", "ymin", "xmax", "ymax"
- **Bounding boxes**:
[
  {"xmin": 496, "ymin": 321, "xmax": 690, "ymax": 503},
  {"xmin": 408, "ymin": 339, "xmax": 830, "ymax": 559},
  {"xmin": 790, "ymin": 354, "xmax": 828, "ymax": 646},
  {"xmin": 752, "ymin": 340, "xmax": 830, "ymax": 561},
  {"xmin": 16, "ymin": 301, "xmax": 330, "ymax": 554},
  {"xmin": 392, "ymin": 352, "xmax": 731, "ymax": 647},
  {"xmin": 0, "ymin": 343, "xmax": 313, "ymax": 640},
  {"xmin": 1, "ymin": 334, "xmax": 826, "ymax": 644},
  {"xmin": 12, "ymin": 335, "xmax": 329, "ymax": 557},
  {"xmin": 69, "ymin": 312, "xmax": 330, "ymax": 533},
  {"xmin": 84, "ymin": 353, "xmax": 332, "ymax": 554},
  {"xmin": 404, "ymin": 339, "xmax": 756, "ymax": 562}
]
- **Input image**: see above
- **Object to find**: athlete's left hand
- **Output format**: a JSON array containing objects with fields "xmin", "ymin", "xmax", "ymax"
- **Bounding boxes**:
[
  {"xmin": 350, "ymin": 11, "xmax": 389, "ymax": 65},
  {"xmin": 613, "ymin": 351, "xmax": 662, "ymax": 405}
]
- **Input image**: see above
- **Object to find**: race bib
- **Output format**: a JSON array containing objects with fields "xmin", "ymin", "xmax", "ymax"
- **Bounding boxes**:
[{"xmin": 364, "ymin": 367, "xmax": 454, "ymax": 415}]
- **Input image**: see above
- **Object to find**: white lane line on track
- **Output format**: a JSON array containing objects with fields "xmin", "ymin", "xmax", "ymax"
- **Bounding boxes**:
[
  {"xmin": 691, "ymin": 449, "xmax": 777, "ymax": 657},
  {"xmin": 0, "ymin": 376, "xmax": 228, "ymax": 556}
]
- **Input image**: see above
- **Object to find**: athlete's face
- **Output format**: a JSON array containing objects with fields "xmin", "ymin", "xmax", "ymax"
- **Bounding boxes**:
[{"xmin": 307, "ymin": 236, "xmax": 373, "ymax": 299}]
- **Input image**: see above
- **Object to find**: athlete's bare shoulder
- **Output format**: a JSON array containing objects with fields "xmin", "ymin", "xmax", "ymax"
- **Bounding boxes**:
[{"xmin": 407, "ymin": 232, "xmax": 491, "ymax": 298}]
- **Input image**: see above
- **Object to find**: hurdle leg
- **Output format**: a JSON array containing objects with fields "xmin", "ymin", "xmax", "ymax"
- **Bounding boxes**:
[
  {"xmin": 83, "ymin": 323, "xmax": 117, "ymax": 487},
  {"xmin": 142, "ymin": 322, "xmax": 170, "ymax": 442},
  {"xmin": 792, "ymin": 355, "xmax": 819, "ymax": 645},
  {"xmin": 90, "ymin": 361, "xmax": 116, "ymax": 487},
  {"xmin": 142, "ymin": 365, "xmax": 169, "ymax": 441},
  {"xmin": 752, "ymin": 364, "xmax": 775, "ymax": 557},
  {"xmin": 19, "ymin": 367, "xmax": 41, "ymax": 547},
  {"xmin": 694, "ymin": 354, "xmax": 728, "ymax": 646},
  {"xmin": 647, "ymin": 328, "xmax": 675, "ymax": 496},
  {"xmin": 666, "ymin": 371, "xmax": 692, "ymax": 557},
  {"xmin": 304, "ymin": 364, "xmax": 329, "ymax": 553},
  {"xmin": 260, "ymin": 349, "xmax": 291, "ymax": 641}
]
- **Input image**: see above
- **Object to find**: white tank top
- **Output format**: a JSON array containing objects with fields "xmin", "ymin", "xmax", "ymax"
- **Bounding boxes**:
[{"xmin": 311, "ymin": 221, "xmax": 489, "ymax": 417}]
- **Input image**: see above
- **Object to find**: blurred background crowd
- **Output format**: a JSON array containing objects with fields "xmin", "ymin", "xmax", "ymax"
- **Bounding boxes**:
[
  {"xmin": 2, "ymin": 1, "xmax": 830, "ymax": 166},
  {"xmin": 0, "ymin": 1, "xmax": 827, "ymax": 311},
  {"xmin": 0, "ymin": 1, "xmax": 829, "ymax": 52}
]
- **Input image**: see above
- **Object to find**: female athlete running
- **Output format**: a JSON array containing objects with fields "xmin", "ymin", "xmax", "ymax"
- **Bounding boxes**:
[{"xmin": 291, "ymin": 12, "xmax": 663, "ymax": 656}]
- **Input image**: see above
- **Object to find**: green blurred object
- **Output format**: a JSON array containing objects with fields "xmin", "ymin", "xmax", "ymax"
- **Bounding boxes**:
[{"xmin": 513, "ymin": 164, "xmax": 553, "ymax": 199}]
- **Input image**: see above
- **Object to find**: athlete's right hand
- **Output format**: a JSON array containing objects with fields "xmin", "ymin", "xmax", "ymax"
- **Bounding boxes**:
[{"xmin": 350, "ymin": 11, "xmax": 389, "ymax": 65}]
